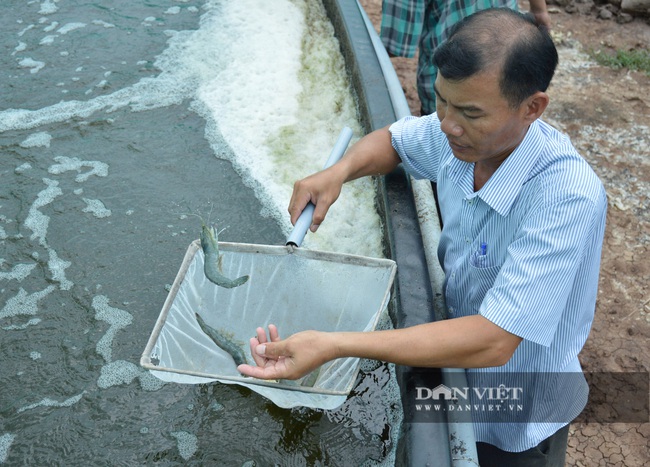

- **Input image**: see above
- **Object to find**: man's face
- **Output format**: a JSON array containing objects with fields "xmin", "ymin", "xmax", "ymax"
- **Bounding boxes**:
[{"xmin": 434, "ymin": 70, "xmax": 531, "ymax": 169}]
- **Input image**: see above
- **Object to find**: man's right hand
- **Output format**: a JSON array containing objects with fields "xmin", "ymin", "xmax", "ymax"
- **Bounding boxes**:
[
  {"xmin": 288, "ymin": 167, "xmax": 345, "ymax": 232},
  {"xmin": 287, "ymin": 125, "xmax": 400, "ymax": 232}
]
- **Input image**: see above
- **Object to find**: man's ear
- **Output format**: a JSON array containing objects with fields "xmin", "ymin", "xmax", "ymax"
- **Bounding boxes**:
[{"xmin": 522, "ymin": 91, "xmax": 549, "ymax": 123}]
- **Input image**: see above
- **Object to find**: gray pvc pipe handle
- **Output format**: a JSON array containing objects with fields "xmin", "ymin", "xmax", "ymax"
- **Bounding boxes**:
[{"xmin": 286, "ymin": 127, "xmax": 354, "ymax": 247}]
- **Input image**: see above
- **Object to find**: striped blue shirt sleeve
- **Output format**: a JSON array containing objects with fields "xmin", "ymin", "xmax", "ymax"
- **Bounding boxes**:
[{"xmin": 389, "ymin": 114, "xmax": 447, "ymax": 181}]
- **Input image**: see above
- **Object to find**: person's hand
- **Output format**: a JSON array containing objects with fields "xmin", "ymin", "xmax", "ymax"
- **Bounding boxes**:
[
  {"xmin": 288, "ymin": 168, "xmax": 344, "ymax": 232},
  {"xmin": 528, "ymin": 0, "xmax": 551, "ymax": 30},
  {"xmin": 531, "ymin": 10, "xmax": 551, "ymax": 30},
  {"xmin": 237, "ymin": 325, "xmax": 335, "ymax": 380}
]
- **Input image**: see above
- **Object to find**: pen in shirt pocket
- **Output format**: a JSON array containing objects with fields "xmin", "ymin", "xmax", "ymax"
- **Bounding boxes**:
[{"xmin": 475, "ymin": 241, "xmax": 488, "ymax": 268}]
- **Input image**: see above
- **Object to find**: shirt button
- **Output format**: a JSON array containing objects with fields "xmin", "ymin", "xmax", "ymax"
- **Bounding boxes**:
[{"xmin": 448, "ymin": 307, "xmax": 454, "ymax": 314}]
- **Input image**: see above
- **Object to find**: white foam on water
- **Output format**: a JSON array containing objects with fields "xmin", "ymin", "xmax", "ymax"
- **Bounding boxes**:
[
  {"xmin": 30, "ymin": 351, "xmax": 42, "ymax": 360},
  {"xmin": 57, "ymin": 22, "xmax": 86, "ymax": 34},
  {"xmin": 17, "ymin": 25, "xmax": 34, "ymax": 37},
  {"xmin": 164, "ymin": 7, "xmax": 181, "ymax": 15},
  {"xmin": 97, "ymin": 360, "xmax": 165, "ymax": 391},
  {"xmin": 20, "ymin": 131, "xmax": 52, "ymax": 148},
  {"xmin": 39, "ymin": 0, "xmax": 58, "ymax": 15},
  {"xmin": 1, "ymin": 318, "xmax": 41, "ymax": 330},
  {"xmin": 39, "ymin": 35, "xmax": 56, "ymax": 45},
  {"xmin": 92, "ymin": 20, "xmax": 115, "ymax": 28},
  {"xmin": 47, "ymin": 248, "xmax": 72, "ymax": 290},
  {"xmin": 92, "ymin": 295, "xmax": 133, "ymax": 363},
  {"xmin": 24, "ymin": 178, "xmax": 62, "ymax": 246},
  {"xmin": 15, "ymin": 162, "xmax": 33, "ymax": 173},
  {"xmin": 17, "ymin": 392, "xmax": 84, "ymax": 413},
  {"xmin": 170, "ymin": 431, "xmax": 198, "ymax": 461},
  {"xmin": 48, "ymin": 156, "xmax": 109, "ymax": 182},
  {"xmin": 0, "ymin": 433, "xmax": 15, "ymax": 464},
  {"xmin": 81, "ymin": 198, "xmax": 111, "ymax": 218},
  {"xmin": 44, "ymin": 22, "xmax": 59, "ymax": 33},
  {"xmin": 17, "ymin": 57, "xmax": 45, "ymax": 74},
  {"xmin": 0, "ymin": 263, "xmax": 36, "ymax": 282},
  {"xmin": 0, "ymin": 286, "xmax": 56, "ymax": 319},
  {"xmin": 92, "ymin": 295, "xmax": 164, "ymax": 388},
  {"xmin": 12, "ymin": 42, "xmax": 27, "ymax": 55}
]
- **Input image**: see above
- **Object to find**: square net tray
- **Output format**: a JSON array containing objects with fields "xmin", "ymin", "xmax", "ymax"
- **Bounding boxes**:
[{"xmin": 140, "ymin": 240, "xmax": 396, "ymax": 396}]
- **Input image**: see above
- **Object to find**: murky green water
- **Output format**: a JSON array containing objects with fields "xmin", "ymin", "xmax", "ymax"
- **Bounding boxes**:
[{"xmin": 0, "ymin": 0, "xmax": 401, "ymax": 464}]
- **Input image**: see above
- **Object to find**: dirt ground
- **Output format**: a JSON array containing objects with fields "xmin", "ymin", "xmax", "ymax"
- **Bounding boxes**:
[{"xmin": 358, "ymin": 1, "xmax": 650, "ymax": 465}]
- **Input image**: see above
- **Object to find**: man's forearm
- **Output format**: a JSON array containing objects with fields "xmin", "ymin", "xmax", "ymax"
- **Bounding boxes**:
[
  {"xmin": 332, "ymin": 315, "xmax": 523, "ymax": 368},
  {"xmin": 334, "ymin": 125, "xmax": 402, "ymax": 184}
]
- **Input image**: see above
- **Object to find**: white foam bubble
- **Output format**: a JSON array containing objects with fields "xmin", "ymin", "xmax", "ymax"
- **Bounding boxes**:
[
  {"xmin": 17, "ymin": 57, "xmax": 45, "ymax": 74},
  {"xmin": 0, "ymin": 433, "xmax": 15, "ymax": 464},
  {"xmin": 47, "ymin": 248, "xmax": 73, "ymax": 290},
  {"xmin": 29, "ymin": 351, "xmax": 41, "ymax": 360},
  {"xmin": 97, "ymin": 360, "xmax": 165, "ymax": 390},
  {"xmin": 12, "ymin": 42, "xmax": 27, "ymax": 55},
  {"xmin": 92, "ymin": 295, "xmax": 133, "ymax": 363},
  {"xmin": 17, "ymin": 392, "xmax": 84, "ymax": 413},
  {"xmin": 48, "ymin": 156, "xmax": 109, "ymax": 182},
  {"xmin": 0, "ymin": 263, "xmax": 36, "ymax": 281},
  {"xmin": 2, "ymin": 318, "xmax": 41, "ymax": 330},
  {"xmin": 24, "ymin": 178, "xmax": 62, "ymax": 246},
  {"xmin": 20, "ymin": 131, "xmax": 52, "ymax": 148},
  {"xmin": 164, "ymin": 7, "xmax": 181, "ymax": 15},
  {"xmin": 17, "ymin": 25, "xmax": 34, "ymax": 37},
  {"xmin": 57, "ymin": 22, "xmax": 86, "ymax": 35},
  {"xmin": 39, "ymin": 0, "xmax": 58, "ymax": 15},
  {"xmin": 92, "ymin": 20, "xmax": 115, "ymax": 28},
  {"xmin": 170, "ymin": 431, "xmax": 198, "ymax": 461},
  {"xmin": 0, "ymin": 286, "xmax": 55, "ymax": 319},
  {"xmin": 43, "ymin": 22, "xmax": 58, "ymax": 33},
  {"xmin": 15, "ymin": 162, "xmax": 33, "ymax": 173},
  {"xmin": 81, "ymin": 198, "xmax": 111, "ymax": 218},
  {"xmin": 39, "ymin": 35, "xmax": 56, "ymax": 46}
]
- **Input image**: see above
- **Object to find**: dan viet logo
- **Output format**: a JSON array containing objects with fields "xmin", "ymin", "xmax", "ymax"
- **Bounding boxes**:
[{"xmin": 414, "ymin": 384, "xmax": 524, "ymax": 413}]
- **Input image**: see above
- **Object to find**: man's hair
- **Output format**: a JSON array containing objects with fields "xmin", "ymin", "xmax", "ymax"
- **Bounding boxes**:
[{"xmin": 432, "ymin": 8, "xmax": 558, "ymax": 108}]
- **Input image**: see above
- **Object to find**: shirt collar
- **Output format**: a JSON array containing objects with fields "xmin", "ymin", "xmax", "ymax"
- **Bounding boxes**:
[
  {"xmin": 445, "ymin": 120, "xmax": 545, "ymax": 216},
  {"xmin": 479, "ymin": 121, "xmax": 544, "ymax": 216}
]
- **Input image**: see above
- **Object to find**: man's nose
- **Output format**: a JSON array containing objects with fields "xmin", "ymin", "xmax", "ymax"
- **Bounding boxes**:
[{"xmin": 438, "ymin": 109, "xmax": 463, "ymax": 137}]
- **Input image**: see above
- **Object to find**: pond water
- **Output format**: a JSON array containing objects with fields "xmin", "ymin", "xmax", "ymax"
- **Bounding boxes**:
[{"xmin": 0, "ymin": 0, "xmax": 402, "ymax": 464}]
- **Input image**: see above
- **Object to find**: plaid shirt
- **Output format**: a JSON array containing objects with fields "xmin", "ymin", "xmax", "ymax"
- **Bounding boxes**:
[{"xmin": 380, "ymin": 0, "xmax": 518, "ymax": 112}]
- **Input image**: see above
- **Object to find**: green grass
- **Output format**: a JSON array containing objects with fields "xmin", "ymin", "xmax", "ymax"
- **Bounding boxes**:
[{"xmin": 589, "ymin": 48, "xmax": 650, "ymax": 75}]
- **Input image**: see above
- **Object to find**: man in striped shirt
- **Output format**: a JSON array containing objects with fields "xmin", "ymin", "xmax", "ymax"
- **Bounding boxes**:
[
  {"xmin": 380, "ymin": 0, "xmax": 551, "ymax": 115},
  {"xmin": 239, "ymin": 9, "xmax": 606, "ymax": 466}
]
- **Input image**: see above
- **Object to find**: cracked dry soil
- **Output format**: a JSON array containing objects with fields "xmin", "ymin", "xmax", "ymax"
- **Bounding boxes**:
[{"xmin": 359, "ymin": 1, "xmax": 649, "ymax": 465}]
